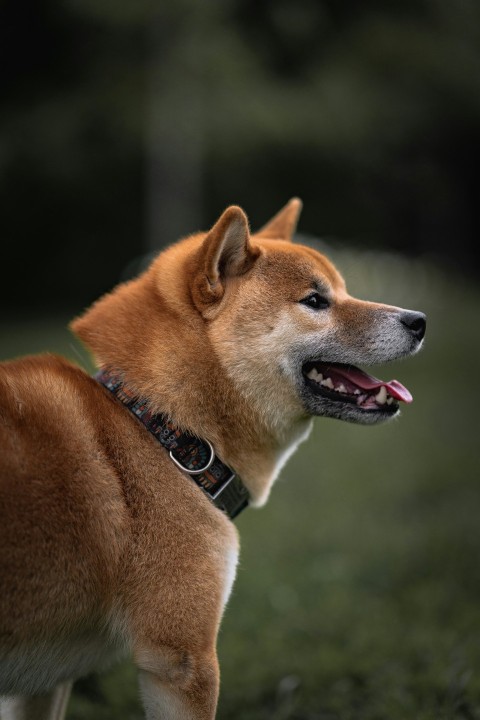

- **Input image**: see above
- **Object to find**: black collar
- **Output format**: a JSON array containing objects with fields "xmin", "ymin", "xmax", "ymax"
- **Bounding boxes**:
[{"xmin": 95, "ymin": 368, "xmax": 249, "ymax": 520}]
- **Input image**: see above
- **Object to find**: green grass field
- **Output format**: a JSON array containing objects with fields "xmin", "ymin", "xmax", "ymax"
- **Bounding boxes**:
[{"xmin": 1, "ymin": 250, "xmax": 479, "ymax": 719}]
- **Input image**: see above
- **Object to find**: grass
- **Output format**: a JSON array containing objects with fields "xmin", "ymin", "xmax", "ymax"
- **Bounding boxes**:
[{"xmin": 1, "ymin": 250, "xmax": 479, "ymax": 719}]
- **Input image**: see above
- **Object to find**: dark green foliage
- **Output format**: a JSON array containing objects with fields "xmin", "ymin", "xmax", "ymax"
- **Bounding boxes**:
[{"xmin": 1, "ymin": 0, "xmax": 480, "ymax": 310}]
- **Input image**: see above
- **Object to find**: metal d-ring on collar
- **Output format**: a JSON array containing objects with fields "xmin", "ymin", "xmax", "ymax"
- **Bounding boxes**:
[
  {"xmin": 170, "ymin": 441, "xmax": 236, "ymax": 500},
  {"xmin": 169, "ymin": 440, "xmax": 215, "ymax": 475}
]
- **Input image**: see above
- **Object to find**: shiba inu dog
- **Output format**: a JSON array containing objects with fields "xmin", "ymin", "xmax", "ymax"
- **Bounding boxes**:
[{"xmin": 0, "ymin": 199, "xmax": 426, "ymax": 720}]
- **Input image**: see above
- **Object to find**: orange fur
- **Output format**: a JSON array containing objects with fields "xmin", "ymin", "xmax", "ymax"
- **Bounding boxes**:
[{"xmin": 0, "ymin": 199, "xmax": 425, "ymax": 719}]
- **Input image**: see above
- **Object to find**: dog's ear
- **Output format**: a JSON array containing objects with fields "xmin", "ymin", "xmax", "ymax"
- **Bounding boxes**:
[
  {"xmin": 191, "ymin": 206, "xmax": 260, "ymax": 312},
  {"xmin": 257, "ymin": 197, "xmax": 303, "ymax": 241}
]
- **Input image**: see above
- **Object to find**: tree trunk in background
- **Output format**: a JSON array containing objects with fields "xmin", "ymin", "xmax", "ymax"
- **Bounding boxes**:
[{"xmin": 146, "ymin": 9, "xmax": 206, "ymax": 251}]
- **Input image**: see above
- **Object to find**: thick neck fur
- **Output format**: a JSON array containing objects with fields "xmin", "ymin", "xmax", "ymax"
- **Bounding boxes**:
[{"xmin": 71, "ymin": 236, "xmax": 311, "ymax": 507}]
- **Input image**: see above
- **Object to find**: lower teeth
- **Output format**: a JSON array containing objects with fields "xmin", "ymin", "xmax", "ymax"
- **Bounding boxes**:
[{"xmin": 308, "ymin": 371, "xmax": 395, "ymax": 407}]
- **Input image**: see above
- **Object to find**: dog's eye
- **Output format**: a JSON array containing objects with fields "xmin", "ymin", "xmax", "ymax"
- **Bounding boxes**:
[{"xmin": 301, "ymin": 292, "xmax": 330, "ymax": 310}]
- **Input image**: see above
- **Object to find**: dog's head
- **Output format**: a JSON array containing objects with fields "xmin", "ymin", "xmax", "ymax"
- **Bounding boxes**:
[
  {"xmin": 186, "ymin": 200, "xmax": 425, "ymax": 428},
  {"xmin": 73, "ymin": 200, "xmax": 425, "ymax": 433}
]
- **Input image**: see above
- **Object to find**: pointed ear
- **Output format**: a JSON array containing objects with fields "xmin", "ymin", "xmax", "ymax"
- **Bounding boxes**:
[
  {"xmin": 191, "ymin": 206, "xmax": 260, "ymax": 312},
  {"xmin": 257, "ymin": 197, "xmax": 303, "ymax": 241}
]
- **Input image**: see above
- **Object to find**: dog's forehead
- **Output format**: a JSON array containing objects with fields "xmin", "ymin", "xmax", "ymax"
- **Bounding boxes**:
[{"xmin": 254, "ymin": 238, "xmax": 345, "ymax": 291}]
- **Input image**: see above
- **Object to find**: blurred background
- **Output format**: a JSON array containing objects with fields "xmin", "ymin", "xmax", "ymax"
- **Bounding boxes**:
[{"xmin": 1, "ymin": 0, "xmax": 480, "ymax": 718}]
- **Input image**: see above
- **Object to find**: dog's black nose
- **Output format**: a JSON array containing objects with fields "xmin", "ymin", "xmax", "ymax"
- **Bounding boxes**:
[{"xmin": 400, "ymin": 311, "xmax": 426, "ymax": 341}]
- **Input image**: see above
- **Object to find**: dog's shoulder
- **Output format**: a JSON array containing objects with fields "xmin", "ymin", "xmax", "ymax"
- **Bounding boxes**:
[
  {"xmin": 0, "ymin": 352, "xmax": 86, "ymax": 385},
  {"xmin": 0, "ymin": 354, "xmax": 93, "ymax": 420},
  {"xmin": 0, "ymin": 354, "xmax": 116, "ymax": 473}
]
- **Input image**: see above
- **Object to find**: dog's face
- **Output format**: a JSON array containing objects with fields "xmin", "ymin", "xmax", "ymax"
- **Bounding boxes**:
[
  {"xmin": 189, "ymin": 201, "xmax": 425, "ymax": 428},
  {"xmin": 73, "ymin": 199, "xmax": 425, "ymax": 438}
]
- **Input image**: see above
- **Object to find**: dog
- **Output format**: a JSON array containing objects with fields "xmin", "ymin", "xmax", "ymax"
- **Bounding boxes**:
[{"xmin": 0, "ymin": 199, "xmax": 426, "ymax": 720}]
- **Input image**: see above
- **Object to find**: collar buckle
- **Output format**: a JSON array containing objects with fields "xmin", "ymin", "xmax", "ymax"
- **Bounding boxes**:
[{"xmin": 209, "ymin": 471, "xmax": 235, "ymax": 500}]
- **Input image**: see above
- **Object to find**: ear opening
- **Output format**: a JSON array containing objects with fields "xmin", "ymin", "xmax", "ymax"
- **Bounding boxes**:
[
  {"xmin": 257, "ymin": 197, "xmax": 303, "ymax": 241},
  {"xmin": 191, "ymin": 206, "xmax": 260, "ymax": 311}
]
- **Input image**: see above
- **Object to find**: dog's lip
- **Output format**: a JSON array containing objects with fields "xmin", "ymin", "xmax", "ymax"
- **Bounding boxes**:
[
  {"xmin": 303, "ymin": 361, "xmax": 413, "ymax": 405},
  {"xmin": 304, "ymin": 382, "xmax": 399, "ymax": 413}
]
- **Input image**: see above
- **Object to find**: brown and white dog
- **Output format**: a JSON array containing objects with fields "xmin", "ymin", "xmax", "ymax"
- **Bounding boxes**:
[{"xmin": 0, "ymin": 200, "xmax": 425, "ymax": 720}]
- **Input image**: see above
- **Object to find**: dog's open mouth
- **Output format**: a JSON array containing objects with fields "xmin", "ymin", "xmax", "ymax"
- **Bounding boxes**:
[{"xmin": 303, "ymin": 361, "xmax": 412, "ymax": 413}]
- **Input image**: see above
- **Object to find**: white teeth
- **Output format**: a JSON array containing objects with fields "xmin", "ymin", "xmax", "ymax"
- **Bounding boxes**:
[{"xmin": 308, "ymin": 369, "xmax": 396, "ymax": 407}]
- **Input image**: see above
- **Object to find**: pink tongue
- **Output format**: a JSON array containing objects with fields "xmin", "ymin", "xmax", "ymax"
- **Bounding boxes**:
[{"xmin": 330, "ymin": 365, "xmax": 413, "ymax": 403}]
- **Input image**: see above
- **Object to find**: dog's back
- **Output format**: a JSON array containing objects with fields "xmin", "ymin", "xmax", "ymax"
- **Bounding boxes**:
[
  {"xmin": 0, "ymin": 354, "xmax": 237, "ymax": 702},
  {"xmin": 0, "ymin": 356, "xmax": 130, "ymax": 694}
]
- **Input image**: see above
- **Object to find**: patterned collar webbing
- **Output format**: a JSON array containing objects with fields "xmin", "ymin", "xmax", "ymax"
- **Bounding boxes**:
[{"xmin": 95, "ymin": 368, "xmax": 249, "ymax": 520}]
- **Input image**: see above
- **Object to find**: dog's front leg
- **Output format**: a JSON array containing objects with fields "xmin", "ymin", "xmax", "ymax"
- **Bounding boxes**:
[
  {"xmin": 128, "ymin": 497, "xmax": 239, "ymax": 719},
  {"xmin": 0, "ymin": 681, "xmax": 72, "ymax": 720},
  {"xmin": 136, "ymin": 647, "xmax": 219, "ymax": 720}
]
